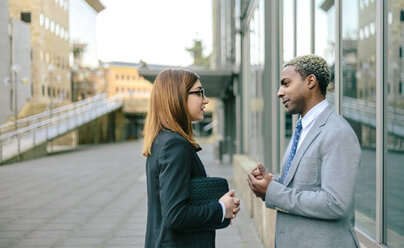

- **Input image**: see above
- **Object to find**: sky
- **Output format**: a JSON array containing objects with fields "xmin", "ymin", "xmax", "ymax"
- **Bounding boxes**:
[{"xmin": 96, "ymin": 0, "xmax": 213, "ymax": 66}]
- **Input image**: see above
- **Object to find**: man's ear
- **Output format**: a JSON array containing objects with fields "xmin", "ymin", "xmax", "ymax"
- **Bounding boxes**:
[{"xmin": 306, "ymin": 74, "xmax": 317, "ymax": 89}]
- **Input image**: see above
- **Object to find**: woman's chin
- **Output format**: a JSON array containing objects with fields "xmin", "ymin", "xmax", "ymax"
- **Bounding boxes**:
[{"xmin": 191, "ymin": 117, "xmax": 204, "ymax": 122}]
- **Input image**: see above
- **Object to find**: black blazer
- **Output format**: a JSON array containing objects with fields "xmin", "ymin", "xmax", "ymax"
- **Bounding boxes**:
[{"xmin": 145, "ymin": 130, "xmax": 224, "ymax": 248}]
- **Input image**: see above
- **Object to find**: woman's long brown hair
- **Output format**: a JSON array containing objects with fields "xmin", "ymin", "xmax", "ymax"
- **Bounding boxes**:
[{"xmin": 142, "ymin": 68, "xmax": 200, "ymax": 157}]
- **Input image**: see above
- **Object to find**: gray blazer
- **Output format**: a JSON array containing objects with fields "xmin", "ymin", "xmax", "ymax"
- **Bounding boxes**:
[{"xmin": 265, "ymin": 105, "xmax": 361, "ymax": 248}]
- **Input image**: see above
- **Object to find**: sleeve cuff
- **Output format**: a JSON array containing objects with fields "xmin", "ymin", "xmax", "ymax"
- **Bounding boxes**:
[
  {"xmin": 265, "ymin": 180, "xmax": 283, "ymax": 209},
  {"xmin": 219, "ymin": 201, "xmax": 226, "ymax": 222}
]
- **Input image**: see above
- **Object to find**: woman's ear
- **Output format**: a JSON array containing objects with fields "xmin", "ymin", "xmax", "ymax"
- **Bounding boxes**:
[{"xmin": 306, "ymin": 74, "xmax": 317, "ymax": 89}]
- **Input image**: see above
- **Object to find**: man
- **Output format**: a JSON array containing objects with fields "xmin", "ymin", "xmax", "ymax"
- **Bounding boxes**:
[{"xmin": 247, "ymin": 55, "xmax": 361, "ymax": 248}]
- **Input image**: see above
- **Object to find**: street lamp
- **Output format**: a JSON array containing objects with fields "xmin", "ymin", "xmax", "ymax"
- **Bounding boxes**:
[
  {"xmin": 11, "ymin": 64, "xmax": 21, "ymax": 156},
  {"xmin": 71, "ymin": 64, "xmax": 78, "ymax": 102},
  {"xmin": 48, "ymin": 64, "xmax": 54, "ymax": 116},
  {"xmin": 48, "ymin": 64, "xmax": 54, "ymax": 152},
  {"xmin": 11, "ymin": 64, "xmax": 21, "ymax": 129}
]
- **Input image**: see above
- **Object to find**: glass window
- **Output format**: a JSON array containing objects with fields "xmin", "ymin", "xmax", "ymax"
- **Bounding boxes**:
[
  {"xmin": 60, "ymin": 27, "xmax": 64, "ymax": 39},
  {"xmin": 386, "ymin": 1, "xmax": 404, "ymax": 246},
  {"xmin": 283, "ymin": 0, "xmax": 295, "ymax": 62},
  {"xmin": 20, "ymin": 12, "xmax": 31, "ymax": 23},
  {"xmin": 282, "ymin": 0, "xmax": 295, "ymax": 155},
  {"xmin": 296, "ymin": 0, "xmax": 311, "ymax": 56},
  {"xmin": 50, "ymin": 20, "xmax": 55, "ymax": 33},
  {"xmin": 45, "ymin": 16, "xmax": 49, "ymax": 29},
  {"xmin": 39, "ymin": 13, "xmax": 44, "ymax": 26},
  {"xmin": 315, "ymin": 0, "xmax": 335, "ymax": 101},
  {"xmin": 342, "ymin": 0, "xmax": 376, "ymax": 238},
  {"xmin": 55, "ymin": 23, "xmax": 60, "ymax": 36},
  {"xmin": 247, "ymin": 0, "xmax": 265, "ymax": 162}
]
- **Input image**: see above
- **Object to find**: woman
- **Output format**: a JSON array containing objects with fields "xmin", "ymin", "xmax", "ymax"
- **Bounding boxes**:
[{"xmin": 142, "ymin": 69, "xmax": 239, "ymax": 247}]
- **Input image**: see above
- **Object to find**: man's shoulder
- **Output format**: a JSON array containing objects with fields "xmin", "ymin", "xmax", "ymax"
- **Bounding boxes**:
[
  {"xmin": 327, "ymin": 110, "xmax": 353, "ymax": 130},
  {"xmin": 321, "ymin": 110, "xmax": 360, "ymax": 145}
]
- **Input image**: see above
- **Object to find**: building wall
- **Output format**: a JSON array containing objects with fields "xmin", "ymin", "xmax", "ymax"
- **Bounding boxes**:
[
  {"xmin": 211, "ymin": 0, "xmax": 235, "ymax": 70},
  {"xmin": 69, "ymin": 0, "xmax": 104, "ymax": 68},
  {"xmin": 9, "ymin": 0, "xmax": 70, "ymax": 107},
  {"xmin": 0, "ymin": 1, "xmax": 31, "ymax": 124},
  {"xmin": 101, "ymin": 62, "xmax": 218, "ymax": 141},
  {"xmin": 9, "ymin": 18, "xmax": 32, "ymax": 121},
  {"xmin": 104, "ymin": 65, "xmax": 153, "ymax": 99},
  {"xmin": 0, "ymin": 0, "xmax": 11, "ymax": 123}
]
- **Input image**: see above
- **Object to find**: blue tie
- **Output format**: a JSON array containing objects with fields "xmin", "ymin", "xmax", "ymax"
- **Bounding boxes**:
[{"xmin": 282, "ymin": 118, "xmax": 303, "ymax": 184}]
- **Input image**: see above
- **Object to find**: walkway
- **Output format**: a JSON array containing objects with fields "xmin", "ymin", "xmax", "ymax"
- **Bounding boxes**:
[
  {"xmin": 0, "ymin": 93, "xmax": 122, "ymax": 164},
  {"xmin": 0, "ymin": 140, "xmax": 263, "ymax": 248}
]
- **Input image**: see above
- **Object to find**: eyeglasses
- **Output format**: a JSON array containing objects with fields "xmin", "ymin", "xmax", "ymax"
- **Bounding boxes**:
[{"xmin": 188, "ymin": 88, "xmax": 205, "ymax": 98}]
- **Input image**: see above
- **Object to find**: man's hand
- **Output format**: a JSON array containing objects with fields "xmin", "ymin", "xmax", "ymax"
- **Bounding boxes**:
[{"xmin": 247, "ymin": 163, "xmax": 273, "ymax": 198}]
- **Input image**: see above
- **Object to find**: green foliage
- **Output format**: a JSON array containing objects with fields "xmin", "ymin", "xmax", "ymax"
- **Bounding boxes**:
[{"xmin": 186, "ymin": 39, "xmax": 211, "ymax": 67}]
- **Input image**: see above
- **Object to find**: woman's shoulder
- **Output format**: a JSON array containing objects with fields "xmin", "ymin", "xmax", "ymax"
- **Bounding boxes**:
[
  {"xmin": 154, "ymin": 129, "xmax": 190, "ymax": 149},
  {"xmin": 149, "ymin": 130, "xmax": 194, "ymax": 161}
]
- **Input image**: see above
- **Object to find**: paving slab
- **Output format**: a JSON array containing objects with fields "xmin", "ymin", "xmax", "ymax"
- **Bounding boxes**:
[{"xmin": 0, "ymin": 140, "xmax": 264, "ymax": 248}]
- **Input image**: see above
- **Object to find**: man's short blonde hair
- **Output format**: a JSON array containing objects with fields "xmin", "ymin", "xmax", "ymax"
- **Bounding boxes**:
[{"xmin": 284, "ymin": 55, "xmax": 331, "ymax": 96}]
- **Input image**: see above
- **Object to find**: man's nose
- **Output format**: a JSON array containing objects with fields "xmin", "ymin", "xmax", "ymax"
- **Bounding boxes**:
[{"xmin": 277, "ymin": 87, "xmax": 284, "ymax": 98}]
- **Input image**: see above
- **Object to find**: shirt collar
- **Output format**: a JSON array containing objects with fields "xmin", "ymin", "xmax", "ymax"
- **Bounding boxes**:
[{"xmin": 300, "ymin": 99, "xmax": 329, "ymax": 129}]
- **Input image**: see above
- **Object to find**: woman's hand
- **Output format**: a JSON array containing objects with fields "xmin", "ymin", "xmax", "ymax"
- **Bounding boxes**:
[
  {"xmin": 233, "ymin": 196, "xmax": 240, "ymax": 218},
  {"xmin": 219, "ymin": 190, "xmax": 240, "ymax": 219}
]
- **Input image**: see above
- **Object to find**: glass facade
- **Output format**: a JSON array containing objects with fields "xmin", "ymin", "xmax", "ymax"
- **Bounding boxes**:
[
  {"xmin": 282, "ymin": 0, "xmax": 294, "ymax": 155},
  {"xmin": 386, "ymin": 1, "xmax": 404, "ymax": 246},
  {"xmin": 283, "ymin": 0, "xmax": 294, "ymax": 62},
  {"xmin": 315, "ymin": 0, "xmax": 335, "ymax": 103},
  {"xmin": 342, "ymin": 0, "xmax": 377, "ymax": 238},
  {"xmin": 296, "ymin": 0, "xmax": 312, "ymax": 56},
  {"xmin": 244, "ymin": 0, "xmax": 265, "ymax": 163},
  {"xmin": 234, "ymin": 0, "xmax": 404, "ymax": 246},
  {"xmin": 69, "ymin": 0, "xmax": 99, "ymax": 68}
]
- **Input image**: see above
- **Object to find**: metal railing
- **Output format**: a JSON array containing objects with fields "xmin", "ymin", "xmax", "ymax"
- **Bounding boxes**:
[
  {"xmin": 0, "ymin": 93, "xmax": 123, "ymax": 163},
  {"xmin": 327, "ymin": 92, "xmax": 404, "ymax": 138}
]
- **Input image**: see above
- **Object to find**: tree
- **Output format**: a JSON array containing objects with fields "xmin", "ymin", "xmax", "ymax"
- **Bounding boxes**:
[
  {"xmin": 71, "ymin": 41, "xmax": 87, "ymax": 66},
  {"xmin": 186, "ymin": 39, "xmax": 210, "ymax": 67}
]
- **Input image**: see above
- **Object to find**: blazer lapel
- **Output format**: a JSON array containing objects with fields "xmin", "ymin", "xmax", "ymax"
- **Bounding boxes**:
[
  {"xmin": 283, "ymin": 105, "xmax": 334, "ymax": 186},
  {"xmin": 194, "ymin": 150, "xmax": 208, "ymax": 177},
  {"xmin": 280, "ymin": 142, "xmax": 292, "ymax": 179}
]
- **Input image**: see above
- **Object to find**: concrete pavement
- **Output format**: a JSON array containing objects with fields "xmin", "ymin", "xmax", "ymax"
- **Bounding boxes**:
[{"xmin": 0, "ymin": 140, "xmax": 264, "ymax": 248}]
